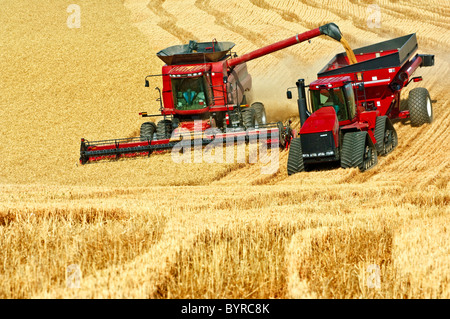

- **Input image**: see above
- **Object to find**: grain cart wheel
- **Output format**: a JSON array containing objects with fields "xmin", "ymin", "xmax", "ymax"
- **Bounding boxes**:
[
  {"xmin": 156, "ymin": 119, "xmax": 173, "ymax": 140},
  {"xmin": 250, "ymin": 102, "xmax": 267, "ymax": 128},
  {"xmin": 408, "ymin": 87, "xmax": 433, "ymax": 126},
  {"xmin": 287, "ymin": 137, "xmax": 304, "ymax": 175},
  {"xmin": 140, "ymin": 122, "xmax": 156, "ymax": 141},
  {"xmin": 242, "ymin": 108, "xmax": 255, "ymax": 129},
  {"xmin": 340, "ymin": 131, "xmax": 378, "ymax": 171},
  {"xmin": 374, "ymin": 116, "xmax": 398, "ymax": 155}
]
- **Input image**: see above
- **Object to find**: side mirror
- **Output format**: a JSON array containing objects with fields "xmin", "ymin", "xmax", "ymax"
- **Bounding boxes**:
[
  {"xmin": 286, "ymin": 90, "xmax": 293, "ymax": 99},
  {"xmin": 145, "ymin": 79, "xmax": 150, "ymax": 87}
]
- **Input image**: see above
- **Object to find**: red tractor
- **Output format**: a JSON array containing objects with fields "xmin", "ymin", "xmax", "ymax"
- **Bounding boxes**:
[
  {"xmin": 286, "ymin": 33, "xmax": 435, "ymax": 174},
  {"xmin": 80, "ymin": 23, "xmax": 344, "ymax": 164}
]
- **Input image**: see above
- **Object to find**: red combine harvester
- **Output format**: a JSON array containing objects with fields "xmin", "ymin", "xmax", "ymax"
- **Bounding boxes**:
[
  {"xmin": 79, "ymin": 23, "xmax": 344, "ymax": 165},
  {"xmin": 286, "ymin": 33, "xmax": 435, "ymax": 175}
]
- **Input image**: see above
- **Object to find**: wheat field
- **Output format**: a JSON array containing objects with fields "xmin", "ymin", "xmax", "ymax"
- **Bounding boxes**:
[{"xmin": 1, "ymin": 0, "xmax": 449, "ymax": 299}]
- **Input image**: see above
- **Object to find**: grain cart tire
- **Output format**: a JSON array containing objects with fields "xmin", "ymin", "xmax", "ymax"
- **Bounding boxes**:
[
  {"xmin": 408, "ymin": 87, "xmax": 433, "ymax": 127},
  {"xmin": 242, "ymin": 108, "xmax": 256, "ymax": 129},
  {"xmin": 287, "ymin": 137, "xmax": 305, "ymax": 175},
  {"xmin": 250, "ymin": 102, "xmax": 267, "ymax": 128},
  {"xmin": 341, "ymin": 131, "xmax": 378, "ymax": 171},
  {"xmin": 156, "ymin": 119, "xmax": 173, "ymax": 140},
  {"xmin": 140, "ymin": 122, "xmax": 156, "ymax": 141}
]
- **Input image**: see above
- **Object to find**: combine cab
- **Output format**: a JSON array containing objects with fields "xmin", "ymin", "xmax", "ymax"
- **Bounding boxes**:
[
  {"xmin": 80, "ymin": 24, "xmax": 347, "ymax": 165},
  {"xmin": 287, "ymin": 33, "xmax": 435, "ymax": 174}
]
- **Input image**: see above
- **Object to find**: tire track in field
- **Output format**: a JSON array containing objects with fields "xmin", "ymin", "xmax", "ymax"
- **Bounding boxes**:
[
  {"xmin": 300, "ymin": 0, "xmax": 450, "ymax": 50},
  {"xmin": 363, "ymin": 0, "xmax": 450, "ymax": 31},
  {"xmin": 147, "ymin": 0, "xmax": 198, "ymax": 43},
  {"xmin": 194, "ymin": 0, "xmax": 268, "ymax": 48},
  {"xmin": 249, "ymin": 0, "xmax": 300, "ymax": 24},
  {"xmin": 376, "ymin": 102, "xmax": 449, "ymax": 183}
]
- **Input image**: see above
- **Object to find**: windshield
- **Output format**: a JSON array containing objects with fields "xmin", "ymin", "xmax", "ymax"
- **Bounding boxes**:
[
  {"xmin": 310, "ymin": 87, "xmax": 349, "ymax": 121},
  {"xmin": 172, "ymin": 76, "xmax": 211, "ymax": 110}
]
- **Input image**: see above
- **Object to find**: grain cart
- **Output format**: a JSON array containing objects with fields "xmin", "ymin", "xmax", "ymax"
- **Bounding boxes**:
[
  {"xmin": 286, "ymin": 33, "xmax": 434, "ymax": 175},
  {"xmin": 80, "ymin": 23, "xmax": 344, "ymax": 164}
]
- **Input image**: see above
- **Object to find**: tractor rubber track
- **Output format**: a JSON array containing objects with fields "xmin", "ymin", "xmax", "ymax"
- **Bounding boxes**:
[
  {"xmin": 340, "ymin": 131, "xmax": 377, "ymax": 171},
  {"xmin": 287, "ymin": 137, "xmax": 304, "ymax": 175}
]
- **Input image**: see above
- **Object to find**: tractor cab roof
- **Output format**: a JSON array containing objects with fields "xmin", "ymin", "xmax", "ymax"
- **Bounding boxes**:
[{"xmin": 309, "ymin": 76, "xmax": 352, "ymax": 89}]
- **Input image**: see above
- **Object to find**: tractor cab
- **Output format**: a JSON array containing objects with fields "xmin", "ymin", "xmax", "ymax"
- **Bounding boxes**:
[{"xmin": 309, "ymin": 76, "xmax": 356, "ymax": 123}]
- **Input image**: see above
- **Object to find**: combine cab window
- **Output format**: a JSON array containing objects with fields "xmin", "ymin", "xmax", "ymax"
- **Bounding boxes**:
[
  {"xmin": 172, "ymin": 76, "xmax": 211, "ymax": 110},
  {"xmin": 310, "ymin": 87, "xmax": 350, "ymax": 122}
]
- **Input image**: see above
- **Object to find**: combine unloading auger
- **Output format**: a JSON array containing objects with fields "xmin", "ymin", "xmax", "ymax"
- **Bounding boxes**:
[{"xmin": 80, "ymin": 23, "xmax": 344, "ymax": 165}]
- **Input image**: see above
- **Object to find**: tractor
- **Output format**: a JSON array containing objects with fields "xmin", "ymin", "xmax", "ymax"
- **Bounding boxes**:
[{"xmin": 286, "ymin": 33, "xmax": 434, "ymax": 174}]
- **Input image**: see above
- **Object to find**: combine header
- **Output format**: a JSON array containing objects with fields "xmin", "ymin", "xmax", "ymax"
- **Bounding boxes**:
[
  {"xmin": 286, "ymin": 33, "xmax": 435, "ymax": 174},
  {"xmin": 80, "ymin": 24, "xmax": 345, "ymax": 165}
]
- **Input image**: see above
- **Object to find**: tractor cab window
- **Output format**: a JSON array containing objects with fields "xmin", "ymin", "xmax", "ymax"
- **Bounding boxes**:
[
  {"xmin": 344, "ymin": 83, "xmax": 356, "ymax": 120},
  {"xmin": 172, "ymin": 76, "xmax": 211, "ymax": 110},
  {"xmin": 310, "ymin": 87, "xmax": 350, "ymax": 122}
]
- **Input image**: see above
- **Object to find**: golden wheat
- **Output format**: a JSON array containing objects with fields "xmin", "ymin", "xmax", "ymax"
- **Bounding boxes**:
[{"xmin": 0, "ymin": 0, "xmax": 449, "ymax": 298}]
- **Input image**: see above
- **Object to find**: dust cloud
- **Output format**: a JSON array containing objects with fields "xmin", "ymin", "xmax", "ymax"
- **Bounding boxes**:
[{"xmin": 249, "ymin": 55, "xmax": 332, "ymax": 122}]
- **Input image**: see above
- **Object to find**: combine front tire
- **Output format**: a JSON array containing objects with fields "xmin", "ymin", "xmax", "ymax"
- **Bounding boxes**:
[
  {"xmin": 250, "ymin": 102, "xmax": 267, "ymax": 128},
  {"xmin": 140, "ymin": 122, "xmax": 156, "ymax": 141},
  {"xmin": 156, "ymin": 119, "xmax": 173, "ymax": 140},
  {"xmin": 341, "ymin": 131, "xmax": 377, "ymax": 172},
  {"xmin": 408, "ymin": 87, "xmax": 433, "ymax": 126},
  {"xmin": 242, "ymin": 108, "xmax": 255, "ymax": 129},
  {"xmin": 287, "ymin": 138, "xmax": 304, "ymax": 175}
]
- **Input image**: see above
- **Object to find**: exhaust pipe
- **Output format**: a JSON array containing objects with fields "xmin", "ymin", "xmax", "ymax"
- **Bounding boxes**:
[{"xmin": 296, "ymin": 79, "xmax": 309, "ymax": 127}]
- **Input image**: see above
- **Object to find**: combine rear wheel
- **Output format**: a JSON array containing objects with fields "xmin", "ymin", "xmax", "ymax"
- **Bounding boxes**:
[
  {"xmin": 287, "ymin": 137, "xmax": 304, "ymax": 175},
  {"xmin": 140, "ymin": 122, "xmax": 156, "ymax": 141},
  {"xmin": 408, "ymin": 87, "xmax": 433, "ymax": 126},
  {"xmin": 341, "ymin": 131, "xmax": 377, "ymax": 171},
  {"xmin": 374, "ymin": 116, "xmax": 398, "ymax": 155},
  {"xmin": 250, "ymin": 102, "xmax": 267, "ymax": 128},
  {"xmin": 156, "ymin": 119, "xmax": 173, "ymax": 140}
]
